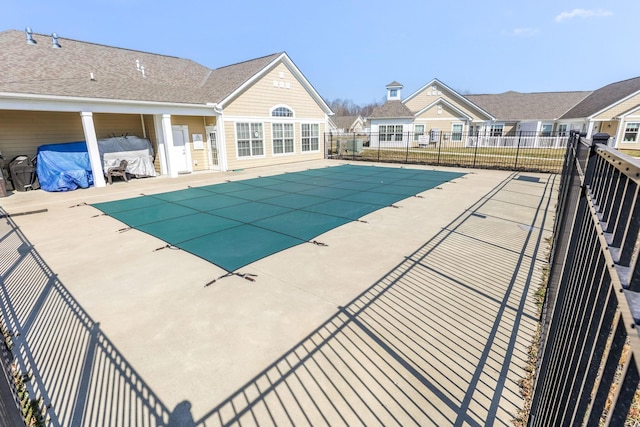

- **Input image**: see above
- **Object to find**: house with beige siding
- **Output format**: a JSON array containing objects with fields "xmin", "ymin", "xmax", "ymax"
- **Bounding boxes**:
[
  {"xmin": 560, "ymin": 77, "xmax": 640, "ymax": 148},
  {"xmin": 368, "ymin": 80, "xmax": 495, "ymax": 148},
  {"xmin": 0, "ymin": 29, "xmax": 332, "ymax": 189},
  {"xmin": 368, "ymin": 78, "xmax": 592, "ymax": 149}
]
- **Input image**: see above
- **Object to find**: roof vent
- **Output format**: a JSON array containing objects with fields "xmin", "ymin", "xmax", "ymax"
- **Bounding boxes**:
[
  {"xmin": 51, "ymin": 32, "xmax": 61, "ymax": 49},
  {"xmin": 25, "ymin": 27, "xmax": 36, "ymax": 45}
]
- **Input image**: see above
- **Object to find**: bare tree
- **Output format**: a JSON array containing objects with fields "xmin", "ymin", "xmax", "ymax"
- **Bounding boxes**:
[{"xmin": 326, "ymin": 98, "xmax": 382, "ymax": 117}]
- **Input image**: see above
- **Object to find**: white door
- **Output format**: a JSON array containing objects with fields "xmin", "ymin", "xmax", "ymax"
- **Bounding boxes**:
[{"xmin": 171, "ymin": 126, "xmax": 191, "ymax": 173}]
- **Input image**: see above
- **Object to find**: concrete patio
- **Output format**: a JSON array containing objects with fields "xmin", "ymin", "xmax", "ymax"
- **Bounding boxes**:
[{"xmin": 0, "ymin": 160, "xmax": 556, "ymax": 426}]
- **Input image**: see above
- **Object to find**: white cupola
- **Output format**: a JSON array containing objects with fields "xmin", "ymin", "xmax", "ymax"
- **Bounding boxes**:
[{"xmin": 386, "ymin": 81, "xmax": 403, "ymax": 101}]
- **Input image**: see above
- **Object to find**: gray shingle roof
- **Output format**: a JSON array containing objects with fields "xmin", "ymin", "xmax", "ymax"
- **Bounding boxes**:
[
  {"xmin": 203, "ymin": 53, "xmax": 281, "ymax": 105},
  {"xmin": 0, "ymin": 29, "xmax": 281, "ymax": 106},
  {"xmin": 386, "ymin": 81, "xmax": 403, "ymax": 87},
  {"xmin": 465, "ymin": 91, "xmax": 591, "ymax": 121},
  {"xmin": 368, "ymin": 101, "xmax": 413, "ymax": 119},
  {"xmin": 561, "ymin": 77, "xmax": 640, "ymax": 119},
  {"xmin": 333, "ymin": 115, "xmax": 359, "ymax": 130}
]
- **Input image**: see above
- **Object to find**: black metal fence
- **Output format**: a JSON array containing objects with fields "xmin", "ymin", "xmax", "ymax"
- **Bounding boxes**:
[
  {"xmin": 528, "ymin": 131, "xmax": 640, "ymax": 425},
  {"xmin": 325, "ymin": 131, "xmax": 571, "ymax": 173}
]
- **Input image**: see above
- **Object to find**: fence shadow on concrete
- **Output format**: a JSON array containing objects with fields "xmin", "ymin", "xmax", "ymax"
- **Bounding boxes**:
[
  {"xmin": 0, "ymin": 210, "xmax": 173, "ymax": 426},
  {"xmin": 0, "ymin": 169, "xmax": 556, "ymax": 426},
  {"xmin": 195, "ymin": 171, "xmax": 556, "ymax": 426}
]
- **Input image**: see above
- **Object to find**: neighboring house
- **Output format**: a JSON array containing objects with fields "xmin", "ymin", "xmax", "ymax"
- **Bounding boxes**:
[
  {"xmin": 368, "ymin": 80, "xmax": 495, "ymax": 148},
  {"xmin": 0, "ymin": 29, "xmax": 332, "ymax": 188},
  {"xmin": 466, "ymin": 90, "xmax": 591, "ymax": 142},
  {"xmin": 331, "ymin": 115, "xmax": 366, "ymax": 134},
  {"xmin": 368, "ymin": 78, "xmax": 596, "ymax": 149},
  {"xmin": 560, "ymin": 76, "xmax": 640, "ymax": 148}
]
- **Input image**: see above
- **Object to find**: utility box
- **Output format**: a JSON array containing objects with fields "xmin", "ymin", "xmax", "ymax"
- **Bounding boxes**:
[{"xmin": 341, "ymin": 139, "xmax": 364, "ymax": 154}]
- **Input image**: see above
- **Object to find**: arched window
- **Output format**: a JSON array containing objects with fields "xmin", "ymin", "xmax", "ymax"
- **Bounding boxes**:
[{"xmin": 271, "ymin": 106, "xmax": 294, "ymax": 117}]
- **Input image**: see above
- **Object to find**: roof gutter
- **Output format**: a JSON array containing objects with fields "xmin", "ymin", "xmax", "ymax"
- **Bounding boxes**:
[{"xmin": 0, "ymin": 92, "xmax": 217, "ymax": 115}]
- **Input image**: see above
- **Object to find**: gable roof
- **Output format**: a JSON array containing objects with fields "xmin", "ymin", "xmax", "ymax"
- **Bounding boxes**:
[
  {"xmin": 404, "ymin": 78, "xmax": 495, "ymax": 120},
  {"xmin": 467, "ymin": 91, "xmax": 591, "ymax": 121},
  {"xmin": 202, "ymin": 53, "xmax": 282, "ymax": 105},
  {"xmin": 561, "ymin": 77, "xmax": 640, "ymax": 119},
  {"xmin": 210, "ymin": 52, "xmax": 332, "ymax": 114},
  {"xmin": 368, "ymin": 101, "xmax": 414, "ymax": 119},
  {"xmin": 333, "ymin": 115, "xmax": 362, "ymax": 130}
]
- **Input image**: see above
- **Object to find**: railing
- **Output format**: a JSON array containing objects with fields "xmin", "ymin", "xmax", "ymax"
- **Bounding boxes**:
[
  {"xmin": 325, "ymin": 131, "xmax": 569, "ymax": 173},
  {"xmin": 528, "ymin": 131, "xmax": 640, "ymax": 425}
]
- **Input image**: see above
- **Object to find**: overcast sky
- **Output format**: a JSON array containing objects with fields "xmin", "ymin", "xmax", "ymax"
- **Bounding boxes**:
[{"xmin": 2, "ymin": 0, "xmax": 637, "ymax": 105}]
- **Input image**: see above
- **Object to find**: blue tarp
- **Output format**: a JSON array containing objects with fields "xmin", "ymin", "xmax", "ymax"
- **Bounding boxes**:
[{"xmin": 36, "ymin": 141, "xmax": 94, "ymax": 192}]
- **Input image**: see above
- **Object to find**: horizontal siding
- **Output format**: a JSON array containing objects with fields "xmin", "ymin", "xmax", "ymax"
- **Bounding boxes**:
[
  {"xmin": 0, "ymin": 110, "xmax": 84, "ymax": 160},
  {"xmin": 93, "ymin": 113, "xmax": 143, "ymax": 140},
  {"xmin": 405, "ymin": 87, "xmax": 486, "ymax": 121},
  {"xmin": 415, "ymin": 103, "xmax": 468, "ymax": 121},
  {"xmin": 224, "ymin": 63, "xmax": 325, "ymax": 119},
  {"xmin": 142, "ymin": 115, "xmax": 161, "ymax": 173},
  {"xmin": 595, "ymin": 93, "xmax": 640, "ymax": 120},
  {"xmin": 221, "ymin": 61, "xmax": 327, "ymax": 171},
  {"xmin": 224, "ymin": 120, "xmax": 324, "ymax": 171}
]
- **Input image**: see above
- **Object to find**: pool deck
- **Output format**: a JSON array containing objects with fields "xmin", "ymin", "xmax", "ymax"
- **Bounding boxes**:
[{"xmin": 0, "ymin": 159, "xmax": 556, "ymax": 426}]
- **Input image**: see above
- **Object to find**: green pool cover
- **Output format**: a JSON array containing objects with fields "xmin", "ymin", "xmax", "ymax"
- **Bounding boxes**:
[{"xmin": 92, "ymin": 164, "xmax": 464, "ymax": 272}]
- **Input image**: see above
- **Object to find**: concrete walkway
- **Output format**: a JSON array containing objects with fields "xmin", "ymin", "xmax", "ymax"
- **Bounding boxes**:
[{"xmin": 0, "ymin": 160, "xmax": 555, "ymax": 426}]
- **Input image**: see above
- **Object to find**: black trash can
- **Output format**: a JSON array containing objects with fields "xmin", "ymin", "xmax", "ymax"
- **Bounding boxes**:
[{"xmin": 9, "ymin": 155, "xmax": 37, "ymax": 192}]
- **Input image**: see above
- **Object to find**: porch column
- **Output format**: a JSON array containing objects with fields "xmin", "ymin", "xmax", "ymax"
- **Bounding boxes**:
[
  {"xmin": 80, "ymin": 112, "xmax": 106, "ymax": 188},
  {"xmin": 586, "ymin": 120, "xmax": 597, "ymax": 139},
  {"xmin": 614, "ymin": 119, "xmax": 624, "ymax": 148},
  {"xmin": 216, "ymin": 114, "xmax": 228, "ymax": 172},
  {"xmin": 161, "ymin": 114, "xmax": 178, "ymax": 178},
  {"xmin": 153, "ymin": 114, "xmax": 168, "ymax": 175}
]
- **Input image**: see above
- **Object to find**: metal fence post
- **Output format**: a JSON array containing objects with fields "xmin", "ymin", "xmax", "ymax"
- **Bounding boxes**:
[
  {"xmin": 352, "ymin": 131, "xmax": 356, "ymax": 161},
  {"xmin": 473, "ymin": 131, "xmax": 479, "ymax": 168},
  {"xmin": 437, "ymin": 131, "xmax": 442, "ymax": 165},
  {"xmin": 514, "ymin": 131, "xmax": 522, "ymax": 170},
  {"xmin": 405, "ymin": 132, "xmax": 410, "ymax": 164}
]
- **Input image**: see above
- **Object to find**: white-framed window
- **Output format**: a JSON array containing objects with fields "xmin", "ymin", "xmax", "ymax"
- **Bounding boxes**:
[
  {"xmin": 301, "ymin": 123, "xmax": 319, "ymax": 152},
  {"xmin": 490, "ymin": 124, "xmax": 504, "ymax": 137},
  {"xmin": 271, "ymin": 106, "xmax": 294, "ymax": 117},
  {"xmin": 272, "ymin": 123, "xmax": 294, "ymax": 154},
  {"xmin": 379, "ymin": 125, "xmax": 403, "ymax": 142},
  {"xmin": 623, "ymin": 122, "xmax": 639, "ymax": 142},
  {"xmin": 236, "ymin": 122, "xmax": 264, "ymax": 157},
  {"xmin": 541, "ymin": 124, "xmax": 553, "ymax": 137},
  {"xmin": 451, "ymin": 123, "xmax": 463, "ymax": 142},
  {"xmin": 414, "ymin": 124, "xmax": 425, "ymax": 141},
  {"xmin": 557, "ymin": 124, "xmax": 568, "ymax": 137}
]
